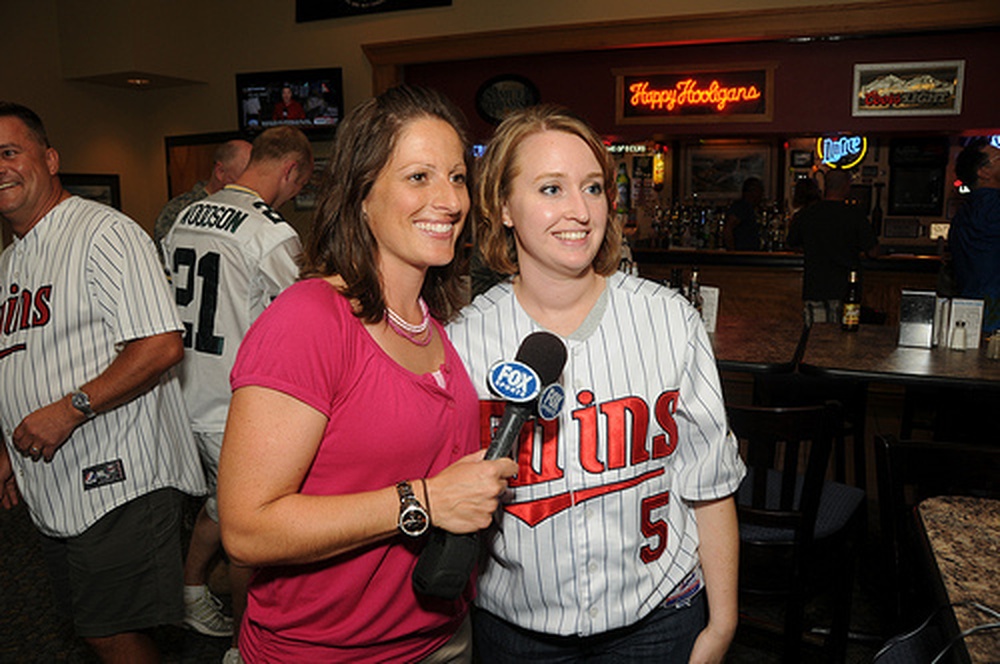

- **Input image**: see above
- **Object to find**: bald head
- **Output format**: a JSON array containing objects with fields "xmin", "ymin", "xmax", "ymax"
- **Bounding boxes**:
[
  {"xmin": 207, "ymin": 139, "xmax": 252, "ymax": 193},
  {"xmin": 823, "ymin": 170, "xmax": 852, "ymax": 201}
]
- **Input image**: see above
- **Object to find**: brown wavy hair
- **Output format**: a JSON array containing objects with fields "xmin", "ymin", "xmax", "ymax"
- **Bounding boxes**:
[
  {"xmin": 475, "ymin": 104, "xmax": 620, "ymax": 277},
  {"xmin": 302, "ymin": 85, "xmax": 473, "ymax": 323}
]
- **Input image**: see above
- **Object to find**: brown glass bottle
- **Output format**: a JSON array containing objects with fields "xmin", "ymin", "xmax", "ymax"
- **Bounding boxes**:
[
  {"xmin": 688, "ymin": 267, "xmax": 703, "ymax": 317},
  {"xmin": 842, "ymin": 270, "xmax": 861, "ymax": 332}
]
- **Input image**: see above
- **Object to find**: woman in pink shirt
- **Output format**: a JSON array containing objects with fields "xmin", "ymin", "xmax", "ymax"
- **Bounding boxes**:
[{"xmin": 218, "ymin": 85, "xmax": 517, "ymax": 663}]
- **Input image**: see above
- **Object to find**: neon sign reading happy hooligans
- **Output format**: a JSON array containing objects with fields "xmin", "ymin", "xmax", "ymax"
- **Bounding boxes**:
[
  {"xmin": 617, "ymin": 66, "xmax": 772, "ymax": 123},
  {"xmin": 629, "ymin": 79, "xmax": 761, "ymax": 112}
]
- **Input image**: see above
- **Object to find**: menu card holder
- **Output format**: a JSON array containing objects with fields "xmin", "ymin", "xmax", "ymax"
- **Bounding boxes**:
[{"xmin": 898, "ymin": 290, "xmax": 936, "ymax": 348}]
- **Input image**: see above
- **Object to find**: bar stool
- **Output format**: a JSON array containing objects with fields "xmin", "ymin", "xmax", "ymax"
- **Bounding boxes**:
[
  {"xmin": 729, "ymin": 402, "xmax": 867, "ymax": 663},
  {"xmin": 752, "ymin": 371, "xmax": 869, "ymax": 490}
]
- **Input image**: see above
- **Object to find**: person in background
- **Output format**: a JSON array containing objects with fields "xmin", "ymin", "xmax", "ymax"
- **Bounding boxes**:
[
  {"xmin": 271, "ymin": 85, "xmax": 306, "ymax": 121},
  {"xmin": 153, "ymin": 139, "xmax": 252, "ymax": 259},
  {"xmin": 163, "ymin": 126, "xmax": 313, "ymax": 664},
  {"xmin": 217, "ymin": 85, "xmax": 517, "ymax": 663},
  {"xmin": 0, "ymin": 101, "xmax": 205, "ymax": 663},
  {"xmin": 723, "ymin": 175, "xmax": 764, "ymax": 251},
  {"xmin": 786, "ymin": 169, "xmax": 877, "ymax": 326},
  {"xmin": 790, "ymin": 176, "xmax": 822, "ymax": 216},
  {"xmin": 948, "ymin": 138, "xmax": 1000, "ymax": 334},
  {"xmin": 448, "ymin": 104, "xmax": 745, "ymax": 664}
]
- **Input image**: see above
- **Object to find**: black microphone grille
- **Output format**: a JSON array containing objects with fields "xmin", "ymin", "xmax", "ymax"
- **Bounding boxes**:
[{"xmin": 514, "ymin": 331, "xmax": 567, "ymax": 386}]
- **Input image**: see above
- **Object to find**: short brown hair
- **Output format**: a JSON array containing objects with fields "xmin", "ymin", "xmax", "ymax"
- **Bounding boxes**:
[
  {"xmin": 302, "ymin": 85, "xmax": 473, "ymax": 323},
  {"xmin": 475, "ymin": 104, "xmax": 620, "ymax": 277},
  {"xmin": 249, "ymin": 126, "xmax": 312, "ymax": 176}
]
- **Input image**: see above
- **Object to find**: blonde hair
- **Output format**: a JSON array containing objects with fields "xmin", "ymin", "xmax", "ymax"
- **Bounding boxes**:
[{"xmin": 475, "ymin": 104, "xmax": 621, "ymax": 277}]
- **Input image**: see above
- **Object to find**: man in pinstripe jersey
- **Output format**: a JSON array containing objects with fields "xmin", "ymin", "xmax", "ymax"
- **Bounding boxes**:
[{"xmin": 0, "ymin": 102, "xmax": 206, "ymax": 663}]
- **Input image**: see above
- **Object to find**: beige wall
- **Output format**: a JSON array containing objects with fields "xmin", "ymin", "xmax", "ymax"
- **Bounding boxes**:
[{"xmin": 4, "ymin": 0, "xmax": 889, "ymax": 232}]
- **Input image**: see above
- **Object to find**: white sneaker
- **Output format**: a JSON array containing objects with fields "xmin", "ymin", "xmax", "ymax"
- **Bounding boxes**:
[
  {"xmin": 183, "ymin": 586, "xmax": 234, "ymax": 637},
  {"xmin": 222, "ymin": 647, "xmax": 244, "ymax": 664}
]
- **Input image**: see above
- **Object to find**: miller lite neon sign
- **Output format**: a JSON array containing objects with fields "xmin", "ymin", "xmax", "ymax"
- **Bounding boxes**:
[
  {"xmin": 616, "ymin": 64, "xmax": 774, "ymax": 125},
  {"xmin": 817, "ymin": 135, "xmax": 868, "ymax": 169}
]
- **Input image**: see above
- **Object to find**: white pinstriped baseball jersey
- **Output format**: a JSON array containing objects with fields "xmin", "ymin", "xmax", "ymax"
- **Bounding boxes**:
[
  {"xmin": 0, "ymin": 196, "xmax": 206, "ymax": 537},
  {"xmin": 447, "ymin": 272, "xmax": 745, "ymax": 636},
  {"xmin": 163, "ymin": 186, "xmax": 301, "ymax": 433}
]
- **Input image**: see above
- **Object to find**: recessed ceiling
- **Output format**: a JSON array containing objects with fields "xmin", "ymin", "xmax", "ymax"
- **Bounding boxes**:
[{"xmin": 70, "ymin": 71, "xmax": 204, "ymax": 90}]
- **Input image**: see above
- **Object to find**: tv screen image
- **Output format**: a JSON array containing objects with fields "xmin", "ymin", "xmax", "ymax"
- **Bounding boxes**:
[{"xmin": 236, "ymin": 68, "xmax": 343, "ymax": 135}]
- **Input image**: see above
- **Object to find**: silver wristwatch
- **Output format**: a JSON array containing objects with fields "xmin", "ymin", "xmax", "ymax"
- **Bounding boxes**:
[
  {"xmin": 70, "ymin": 389, "xmax": 97, "ymax": 419},
  {"xmin": 395, "ymin": 480, "xmax": 429, "ymax": 537}
]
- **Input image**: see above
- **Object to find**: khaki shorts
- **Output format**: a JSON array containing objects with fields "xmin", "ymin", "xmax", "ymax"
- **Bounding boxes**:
[
  {"xmin": 194, "ymin": 430, "xmax": 224, "ymax": 522},
  {"xmin": 40, "ymin": 488, "xmax": 184, "ymax": 638}
]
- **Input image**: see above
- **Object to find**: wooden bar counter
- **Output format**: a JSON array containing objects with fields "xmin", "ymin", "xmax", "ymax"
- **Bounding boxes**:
[{"xmin": 633, "ymin": 247, "xmax": 941, "ymax": 327}]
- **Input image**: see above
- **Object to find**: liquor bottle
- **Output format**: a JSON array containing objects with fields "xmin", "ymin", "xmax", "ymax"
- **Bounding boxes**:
[
  {"xmin": 615, "ymin": 162, "xmax": 631, "ymax": 218},
  {"xmin": 871, "ymin": 183, "xmax": 884, "ymax": 237},
  {"xmin": 842, "ymin": 270, "xmax": 861, "ymax": 332},
  {"xmin": 669, "ymin": 268, "xmax": 684, "ymax": 295},
  {"xmin": 688, "ymin": 266, "xmax": 703, "ymax": 317}
]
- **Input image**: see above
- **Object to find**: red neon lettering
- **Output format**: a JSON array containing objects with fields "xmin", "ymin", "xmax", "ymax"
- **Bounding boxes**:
[
  {"xmin": 863, "ymin": 90, "xmax": 903, "ymax": 108},
  {"xmin": 629, "ymin": 78, "xmax": 761, "ymax": 112}
]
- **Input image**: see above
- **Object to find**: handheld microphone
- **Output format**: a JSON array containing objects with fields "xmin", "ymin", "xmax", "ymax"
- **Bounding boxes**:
[{"xmin": 412, "ymin": 331, "xmax": 567, "ymax": 600}]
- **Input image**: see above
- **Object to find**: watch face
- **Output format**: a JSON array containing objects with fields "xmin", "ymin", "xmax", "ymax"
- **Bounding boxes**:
[
  {"xmin": 72, "ymin": 391, "xmax": 94, "ymax": 416},
  {"xmin": 400, "ymin": 504, "xmax": 429, "ymax": 536}
]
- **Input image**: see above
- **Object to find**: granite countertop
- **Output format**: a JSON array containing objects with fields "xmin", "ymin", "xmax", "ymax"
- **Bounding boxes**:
[{"xmin": 919, "ymin": 495, "xmax": 1000, "ymax": 662}]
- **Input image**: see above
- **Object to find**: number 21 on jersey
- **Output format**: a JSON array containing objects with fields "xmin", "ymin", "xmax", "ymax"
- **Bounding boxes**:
[{"xmin": 171, "ymin": 247, "xmax": 224, "ymax": 356}]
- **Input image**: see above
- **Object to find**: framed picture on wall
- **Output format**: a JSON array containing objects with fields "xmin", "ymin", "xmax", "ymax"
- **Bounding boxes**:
[
  {"xmin": 683, "ymin": 142, "xmax": 773, "ymax": 202},
  {"xmin": 852, "ymin": 60, "xmax": 964, "ymax": 117},
  {"xmin": 61, "ymin": 173, "xmax": 122, "ymax": 210},
  {"xmin": 790, "ymin": 149, "xmax": 814, "ymax": 168}
]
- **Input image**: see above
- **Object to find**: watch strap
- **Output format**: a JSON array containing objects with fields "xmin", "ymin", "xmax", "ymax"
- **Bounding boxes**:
[{"xmin": 395, "ymin": 480, "xmax": 429, "ymax": 536}]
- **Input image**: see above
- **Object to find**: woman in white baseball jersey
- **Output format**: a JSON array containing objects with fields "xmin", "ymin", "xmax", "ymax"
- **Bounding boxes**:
[
  {"xmin": 216, "ymin": 85, "xmax": 517, "ymax": 663},
  {"xmin": 447, "ymin": 105, "xmax": 745, "ymax": 663}
]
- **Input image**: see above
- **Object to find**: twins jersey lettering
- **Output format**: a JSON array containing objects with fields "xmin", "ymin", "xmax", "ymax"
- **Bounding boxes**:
[
  {"xmin": 163, "ymin": 186, "xmax": 301, "ymax": 432},
  {"xmin": 447, "ymin": 273, "xmax": 745, "ymax": 636},
  {"xmin": 0, "ymin": 196, "xmax": 206, "ymax": 536}
]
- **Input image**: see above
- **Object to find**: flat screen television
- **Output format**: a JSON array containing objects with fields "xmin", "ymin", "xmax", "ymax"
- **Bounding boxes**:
[{"xmin": 236, "ymin": 67, "xmax": 342, "ymax": 136}]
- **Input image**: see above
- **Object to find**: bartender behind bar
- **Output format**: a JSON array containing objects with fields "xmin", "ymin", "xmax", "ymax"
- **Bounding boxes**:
[
  {"xmin": 948, "ymin": 138, "xmax": 1000, "ymax": 335},
  {"xmin": 786, "ymin": 169, "xmax": 878, "ymax": 326}
]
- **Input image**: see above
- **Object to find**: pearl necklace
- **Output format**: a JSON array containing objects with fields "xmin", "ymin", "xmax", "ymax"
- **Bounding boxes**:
[{"xmin": 385, "ymin": 298, "xmax": 432, "ymax": 346}]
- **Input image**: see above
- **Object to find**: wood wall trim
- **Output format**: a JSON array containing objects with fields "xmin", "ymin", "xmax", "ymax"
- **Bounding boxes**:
[{"xmin": 363, "ymin": 0, "xmax": 1000, "ymax": 93}]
